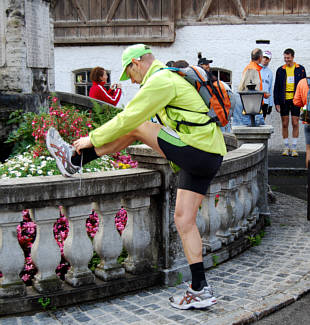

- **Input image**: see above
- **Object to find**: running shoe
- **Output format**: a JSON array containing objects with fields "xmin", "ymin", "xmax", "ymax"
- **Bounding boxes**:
[
  {"xmin": 169, "ymin": 285, "xmax": 217, "ymax": 310},
  {"xmin": 281, "ymin": 148, "xmax": 290, "ymax": 156},
  {"xmin": 46, "ymin": 127, "xmax": 81, "ymax": 177},
  {"xmin": 291, "ymin": 149, "xmax": 298, "ymax": 157}
]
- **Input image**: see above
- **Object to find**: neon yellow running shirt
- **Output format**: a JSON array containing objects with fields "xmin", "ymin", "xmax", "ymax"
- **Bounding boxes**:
[
  {"xmin": 285, "ymin": 65, "xmax": 295, "ymax": 100},
  {"xmin": 89, "ymin": 60, "xmax": 227, "ymax": 156}
]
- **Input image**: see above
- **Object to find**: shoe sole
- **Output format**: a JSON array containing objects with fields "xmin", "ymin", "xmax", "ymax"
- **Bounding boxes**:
[
  {"xmin": 46, "ymin": 128, "xmax": 73, "ymax": 178},
  {"xmin": 170, "ymin": 297, "xmax": 217, "ymax": 310}
]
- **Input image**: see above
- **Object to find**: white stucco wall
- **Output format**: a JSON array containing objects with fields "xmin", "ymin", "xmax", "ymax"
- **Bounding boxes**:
[{"xmin": 55, "ymin": 23, "xmax": 310, "ymax": 152}]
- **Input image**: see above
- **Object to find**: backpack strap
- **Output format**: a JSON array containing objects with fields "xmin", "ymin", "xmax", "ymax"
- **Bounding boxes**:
[
  {"xmin": 164, "ymin": 104, "xmax": 216, "ymax": 131},
  {"xmin": 155, "ymin": 113, "xmax": 164, "ymax": 125},
  {"xmin": 190, "ymin": 66, "xmax": 207, "ymax": 84}
]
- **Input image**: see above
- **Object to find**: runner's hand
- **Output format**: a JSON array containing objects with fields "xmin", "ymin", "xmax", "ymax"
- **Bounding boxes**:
[
  {"xmin": 275, "ymin": 105, "xmax": 280, "ymax": 113},
  {"xmin": 73, "ymin": 136, "xmax": 93, "ymax": 155}
]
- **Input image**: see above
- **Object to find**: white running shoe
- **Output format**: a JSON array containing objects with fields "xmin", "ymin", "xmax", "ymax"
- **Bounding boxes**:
[
  {"xmin": 169, "ymin": 285, "xmax": 217, "ymax": 310},
  {"xmin": 281, "ymin": 148, "xmax": 290, "ymax": 156},
  {"xmin": 291, "ymin": 149, "xmax": 298, "ymax": 157},
  {"xmin": 46, "ymin": 127, "xmax": 81, "ymax": 177}
]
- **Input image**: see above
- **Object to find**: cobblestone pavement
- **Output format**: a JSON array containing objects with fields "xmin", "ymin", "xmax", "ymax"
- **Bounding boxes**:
[{"xmin": 1, "ymin": 192, "xmax": 310, "ymax": 325}]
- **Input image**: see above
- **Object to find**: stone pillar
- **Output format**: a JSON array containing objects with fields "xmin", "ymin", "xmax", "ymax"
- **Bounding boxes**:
[
  {"xmin": 31, "ymin": 207, "xmax": 62, "ymax": 293},
  {"xmin": 63, "ymin": 204, "xmax": 95, "ymax": 287},
  {"xmin": 201, "ymin": 183, "xmax": 222, "ymax": 252},
  {"xmin": 122, "ymin": 196, "xmax": 153, "ymax": 274},
  {"xmin": 216, "ymin": 179, "xmax": 235, "ymax": 244},
  {"xmin": 229, "ymin": 178, "xmax": 243, "ymax": 237},
  {"xmin": 0, "ymin": 210, "xmax": 26, "ymax": 297},
  {"xmin": 93, "ymin": 200, "xmax": 125, "ymax": 281},
  {"xmin": 127, "ymin": 145, "xmax": 176, "ymax": 275},
  {"xmin": 250, "ymin": 169, "xmax": 260, "ymax": 224},
  {"xmin": 238, "ymin": 173, "xmax": 251, "ymax": 232},
  {"xmin": 232, "ymin": 125, "xmax": 274, "ymax": 216}
]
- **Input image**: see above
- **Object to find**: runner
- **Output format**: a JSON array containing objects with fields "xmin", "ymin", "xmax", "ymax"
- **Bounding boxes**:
[{"xmin": 46, "ymin": 44, "xmax": 227, "ymax": 310}]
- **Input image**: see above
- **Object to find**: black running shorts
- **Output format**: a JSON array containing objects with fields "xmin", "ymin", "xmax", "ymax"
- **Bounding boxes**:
[
  {"xmin": 157, "ymin": 127, "xmax": 223, "ymax": 195},
  {"xmin": 280, "ymin": 99, "xmax": 300, "ymax": 117}
]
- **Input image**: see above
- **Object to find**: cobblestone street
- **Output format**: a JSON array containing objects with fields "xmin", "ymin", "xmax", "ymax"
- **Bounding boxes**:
[{"xmin": 1, "ymin": 192, "xmax": 309, "ymax": 325}]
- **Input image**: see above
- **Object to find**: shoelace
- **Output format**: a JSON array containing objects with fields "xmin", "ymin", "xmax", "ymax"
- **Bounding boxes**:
[{"xmin": 78, "ymin": 151, "xmax": 83, "ymax": 192}]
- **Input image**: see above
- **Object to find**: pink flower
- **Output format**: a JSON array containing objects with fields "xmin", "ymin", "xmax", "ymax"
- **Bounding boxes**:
[
  {"xmin": 22, "ymin": 274, "xmax": 30, "ymax": 282},
  {"xmin": 25, "ymin": 264, "xmax": 34, "ymax": 271}
]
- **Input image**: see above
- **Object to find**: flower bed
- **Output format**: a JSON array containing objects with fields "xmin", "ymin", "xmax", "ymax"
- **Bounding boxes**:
[{"xmin": 1, "ymin": 95, "xmax": 137, "ymax": 179}]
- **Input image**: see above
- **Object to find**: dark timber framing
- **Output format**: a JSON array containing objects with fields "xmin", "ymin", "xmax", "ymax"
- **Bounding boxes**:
[{"xmin": 52, "ymin": 0, "xmax": 310, "ymax": 45}]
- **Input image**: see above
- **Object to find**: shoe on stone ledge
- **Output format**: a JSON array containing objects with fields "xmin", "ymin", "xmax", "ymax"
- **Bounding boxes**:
[
  {"xmin": 291, "ymin": 149, "xmax": 298, "ymax": 157},
  {"xmin": 46, "ymin": 127, "xmax": 81, "ymax": 177},
  {"xmin": 169, "ymin": 285, "xmax": 217, "ymax": 310},
  {"xmin": 281, "ymin": 148, "xmax": 290, "ymax": 156}
]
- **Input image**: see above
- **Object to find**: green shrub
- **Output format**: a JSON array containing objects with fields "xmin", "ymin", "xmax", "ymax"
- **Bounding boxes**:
[{"xmin": 90, "ymin": 100, "xmax": 122, "ymax": 128}]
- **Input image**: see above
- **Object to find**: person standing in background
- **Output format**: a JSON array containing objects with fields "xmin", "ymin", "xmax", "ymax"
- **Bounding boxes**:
[
  {"xmin": 89, "ymin": 66, "xmax": 122, "ymax": 106},
  {"xmin": 274, "ymin": 48, "xmax": 306, "ymax": 157},
  {"xmin": 197, "ymin": 52, "xmax": 213, "ymax": 72},
  {"xmin": 293, "ymin": 77, "xmax": 310, "ymax": 166},
  {"xmin": 260, "ymin": 50, "xmax": 274, "ymax": 120},
  {"xmin": 235, "ymin": 48, "xmax": 268, "ymax": 127}
]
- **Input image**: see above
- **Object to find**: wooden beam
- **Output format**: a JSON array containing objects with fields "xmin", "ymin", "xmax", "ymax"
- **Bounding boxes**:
[
  {"xmin": 106, "ymin": 0, "xmax": 122, "ymax": 22},
  {"xmin": 55, "ymin": 20, "xmax": 172, "ymax": 28},
  {"xmin": 232, "ymin": 0, "xmax": 247, "ymax": 20},
  {"xmin": 71, "ymin": 0, "xmax": 88, "ymax": 22},
  {"xmin": 137, "ymin": 0, "xmax": 152, "ymax": 21},
  {"xmin": 54, "ymin": 35, "xmax": 175, "ymax": 44},
  {"xmin": 197, "ymin": 0, "xmax": 213, "ymax": 22},
  {"xmin": 174, "ymin": 0, "xmax": 182, "ymax": 21}
]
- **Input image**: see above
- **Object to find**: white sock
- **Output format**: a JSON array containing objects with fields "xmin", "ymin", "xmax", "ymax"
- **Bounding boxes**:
[
  {"xmin": 292, "ymin": 138, "xmax": 297, "ymax": 149},
  {"xmin": 283, "ymin": 138, "xmax": 289, "ymax": 148}
]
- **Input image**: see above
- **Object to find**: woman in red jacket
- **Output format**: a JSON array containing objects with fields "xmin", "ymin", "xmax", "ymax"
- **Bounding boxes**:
[{"xmin": 89, "ymin": 66, "xmax": 122, "ymax": 106}]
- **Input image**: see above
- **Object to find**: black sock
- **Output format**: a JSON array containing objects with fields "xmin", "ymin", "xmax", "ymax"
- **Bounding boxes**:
[
  {"xmin": 71, "ymin": 147, "xmax": 99, "ymax": 167},
  {"xmin": 190, "ymin": 262, "xmax": 207, "ymax": 291}
]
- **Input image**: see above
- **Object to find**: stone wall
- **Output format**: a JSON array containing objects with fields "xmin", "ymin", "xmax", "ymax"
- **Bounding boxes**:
[
  {"xmin": 0, "ymin": 0, "xmax": 54, "ymax": 94},
  {"xmin": 0, "ymin": 0, "xmax": 55, "ymax": 160},
  {"xmin": 54, "ymin": 23, "xmax": 310, "ymax": 152},
  {"xmin": 0, "ymin": 142, "xmax": 267, "ymax": 313}
]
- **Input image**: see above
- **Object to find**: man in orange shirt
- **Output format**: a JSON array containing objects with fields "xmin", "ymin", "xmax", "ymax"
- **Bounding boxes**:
[
  {"xmin": 239, "ymin": 48, "xmax": 270, "ymax": 96},
  {"xmin": 293, "ymin": 77, "xmax": 310, "ymax": 166},
  {"xmin": 236, "ymin": 48, "xmax": 269, "ymax": 126}
]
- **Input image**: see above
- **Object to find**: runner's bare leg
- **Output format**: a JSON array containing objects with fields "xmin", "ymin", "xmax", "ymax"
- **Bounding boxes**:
[
  {"xmin": 94, "ymin": 121, "xmax": 165, "ymax": 158},
  {"xmin": 174, "ymin": 189, "xmax": 204, "ymax": 264},
  {"xmin": 94, "ymin": 121, "xmax": 203, "ymax": 266}
]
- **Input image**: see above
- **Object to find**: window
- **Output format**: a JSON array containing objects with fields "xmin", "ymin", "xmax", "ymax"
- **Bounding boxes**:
[
  {"xmin": 210, "ymin": 68, "xmax": 232, "ymax": 87},
  {"xmin": 256, "ymin": 40, "xmax": 270, "ymax": 44},
  {"xmin": 73, "ymin": 69, "xmax": 111, "ymax": 96}
]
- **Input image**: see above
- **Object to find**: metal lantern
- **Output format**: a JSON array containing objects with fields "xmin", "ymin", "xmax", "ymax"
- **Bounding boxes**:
[{"xmin": 238, "ymin": 83, "xmax": 264, "ymax": 127}]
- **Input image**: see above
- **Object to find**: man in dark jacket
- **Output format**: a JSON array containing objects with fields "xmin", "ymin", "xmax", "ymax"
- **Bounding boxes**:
[{"xmin": 274, "ymin": 48, "xmax": 306, "ymax": 157}]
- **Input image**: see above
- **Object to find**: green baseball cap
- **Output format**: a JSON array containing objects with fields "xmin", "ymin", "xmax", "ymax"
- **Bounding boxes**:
[{"xmin": 120, "ymin": 44, "xmax": 152, "ymax": 81}]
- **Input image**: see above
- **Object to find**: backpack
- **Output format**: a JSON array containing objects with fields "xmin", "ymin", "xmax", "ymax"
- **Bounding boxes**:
[{"xmin": 161, "ymin": 66, "xmax": 235, "ymax": 130}]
